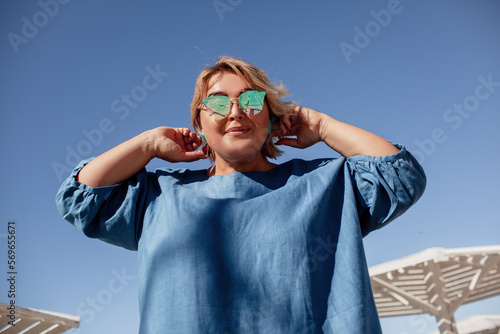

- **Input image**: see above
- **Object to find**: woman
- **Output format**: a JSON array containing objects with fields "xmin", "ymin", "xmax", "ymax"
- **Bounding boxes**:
[{"xmin": 57, "ymin": 56, "xmax": 426, "ymax": 333}]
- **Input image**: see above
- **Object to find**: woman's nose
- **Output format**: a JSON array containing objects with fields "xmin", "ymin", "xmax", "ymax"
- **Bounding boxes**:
[{"xmin": 228, "ymin": 100, "xmax": 244, "ymax": 120}]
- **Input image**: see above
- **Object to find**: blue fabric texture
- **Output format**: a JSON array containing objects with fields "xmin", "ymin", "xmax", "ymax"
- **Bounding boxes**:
[{"xmin": 56, "ymin": 144, "xmax": 426, "ymax": 333}]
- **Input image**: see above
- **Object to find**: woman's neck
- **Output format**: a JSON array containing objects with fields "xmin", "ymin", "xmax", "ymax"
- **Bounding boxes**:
[{"xmin": 208, "ymin": 154, "xmax": 276, "ymax": 176}]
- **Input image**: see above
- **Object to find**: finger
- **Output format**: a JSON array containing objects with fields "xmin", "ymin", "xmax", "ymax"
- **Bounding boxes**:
[
  {"xmin": 282, "ymin": 119, "xmax": 289, "ymax": 133},
  {"xmin": 183, "ymin": 135, "xmax": 196, "ymax": 151},
  {"xmin": 270, "ymin": 130, "xmax": 282, "ymax": 138},
  {"xmin": 289, "ymin": 111, "xmax": 300, "ymax": 127},
  {"xmin": 280, "ymin": 118, "xmax": 290, "ymax": 134},
  {"xmin": 179, "ymin": 150, "xmax": 208, "ymax": 162},
  {"xmin": 182, "ymin": 131, "xmax": 193, "ymax": 145},
  {"xmin": 187, "ymin": 135, "xmax": 204, "ymax": 151},
  {"xmin": 185, "ymin": 142, "xmax": 195, "ymax": 152},
  {"xmin": 194, "ymin": 135, "xmax": 203, "ymax": 146},
  {"xmin": 191, "ymin": 135, "xmax": 205, "ymax": 150},
  {"xmin": 290, "ymin": 106, "xmax": 301, "ymax": 126}
]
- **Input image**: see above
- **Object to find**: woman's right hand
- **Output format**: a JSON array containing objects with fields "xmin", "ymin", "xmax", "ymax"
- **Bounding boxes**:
[
  {"xmin": 150, "ymin": 127, "xmax": 207, "ymax": 163},
  {"xmin": 77, "ymin": 127, "xmax": 207, "ymax": 187}
]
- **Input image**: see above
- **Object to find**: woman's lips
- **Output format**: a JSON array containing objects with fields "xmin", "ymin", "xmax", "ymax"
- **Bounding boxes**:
[{"xmin": 225, "ymin": 126, "xmax": 250, "ymax": 136}]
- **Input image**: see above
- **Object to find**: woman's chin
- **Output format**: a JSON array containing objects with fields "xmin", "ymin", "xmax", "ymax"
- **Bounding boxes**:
[{"xmin": 216, "ymin": 142, "xmax": 263, "ymax": 162}]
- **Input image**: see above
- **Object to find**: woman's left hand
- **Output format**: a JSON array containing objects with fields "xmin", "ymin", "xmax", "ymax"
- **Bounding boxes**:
[
  {"xmin": 273, "ymin": 106, "xmax": 400, "ymax": 158},
  {"xmin": 272, "ymin": 106, "xmax": 325, "ymax": 149}
]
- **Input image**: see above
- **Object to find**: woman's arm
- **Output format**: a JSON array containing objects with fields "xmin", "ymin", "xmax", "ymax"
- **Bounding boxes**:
[
  {"xmin": 77, "ymin": 127, "xmax": 206, "ymax": 187},
  {"xmin": 273, "ymin": 106, "xmax": 399, "ymax": 157}
]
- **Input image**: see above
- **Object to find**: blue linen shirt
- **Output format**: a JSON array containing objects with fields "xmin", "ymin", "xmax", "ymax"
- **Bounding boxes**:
[{"xmin": 56, "ymin": 145, "xmax": 426, "ymax": 333}]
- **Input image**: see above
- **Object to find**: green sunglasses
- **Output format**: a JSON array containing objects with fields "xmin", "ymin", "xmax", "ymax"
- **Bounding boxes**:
[{"xmin": 201, "ymin": 90, "xmax": 266, "ymax": 120}]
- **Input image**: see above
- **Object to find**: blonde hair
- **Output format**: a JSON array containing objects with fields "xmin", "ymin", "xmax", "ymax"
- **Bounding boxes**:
[{"xmin": 190, "ymin": 56, "xmax": 295, "ymax": 160}]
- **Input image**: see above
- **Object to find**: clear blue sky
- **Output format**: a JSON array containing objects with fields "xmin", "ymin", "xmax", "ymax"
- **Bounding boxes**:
[{"xmin": 1, "ymin": 1, "xmax": 499, "ymax": 333}]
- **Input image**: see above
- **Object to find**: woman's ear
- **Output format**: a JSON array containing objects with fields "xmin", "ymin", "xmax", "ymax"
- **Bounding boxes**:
[
  {"xmin": 197, "ymin": 114, "xmax": 202, "ymax": 131},
  {"xmin": 269, "ymin": 115, "xmax": 280, "ymax": 133}
]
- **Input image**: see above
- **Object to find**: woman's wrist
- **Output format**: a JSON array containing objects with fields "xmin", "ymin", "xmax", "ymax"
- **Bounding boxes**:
[
  {"xmin": 141, "ymin": 129, "xmax": 161, "ymax": 161},
  {"xmin": 318, "ymin": 114, "xmax": 399, "ymax": 157},
  {"xmin": 317, "ymin": 112, "xmax": 336, "ymax": 144}
]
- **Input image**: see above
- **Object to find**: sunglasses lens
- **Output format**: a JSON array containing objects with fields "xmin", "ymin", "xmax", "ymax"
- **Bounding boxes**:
[
  {"xmin": 239, "ymin": 91, "xmax": 266, "ymax": 116},
  {"xmin": 202, "ymin": 91, "xmax": 266, "ymax": 120},
  {"xmin": 202, "ymin": 96, "xmax": 230, "ymax": 120}
]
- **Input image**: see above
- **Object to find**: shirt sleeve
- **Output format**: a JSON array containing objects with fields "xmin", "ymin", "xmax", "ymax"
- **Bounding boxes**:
[
  {"xmin": 55, "ymin": 159, "xmax": 151, "ymax": 251},
  {"xmin": 346, "ymin": 144, "xmax": 426, "ymax": 237}
]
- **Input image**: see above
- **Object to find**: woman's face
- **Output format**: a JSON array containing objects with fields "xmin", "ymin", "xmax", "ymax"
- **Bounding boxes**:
[{"xmin": 199, "ymin": 72, "xmax": 270, "ymax": 163}]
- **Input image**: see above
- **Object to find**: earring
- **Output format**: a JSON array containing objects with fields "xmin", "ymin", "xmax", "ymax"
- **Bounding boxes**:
[
  {"xmin": 268, "ymin": 120, "xmax": 272, "ymax": 135},
  {"xmin": 199, "ymin": 133, "xmax": 207, "ymax": 142}
]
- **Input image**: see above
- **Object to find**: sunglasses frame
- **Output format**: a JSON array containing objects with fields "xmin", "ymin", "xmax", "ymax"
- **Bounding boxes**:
[{"xmin": 201, "ymin": 90, "xmax": 266, "ymax": 120}]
